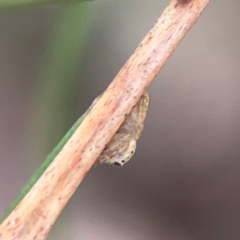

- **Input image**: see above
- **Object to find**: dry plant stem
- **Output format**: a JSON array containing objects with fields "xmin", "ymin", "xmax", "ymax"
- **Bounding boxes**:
[{"xmin": 0, "ymin": 0, "xmax": 210, "ymax": 239}]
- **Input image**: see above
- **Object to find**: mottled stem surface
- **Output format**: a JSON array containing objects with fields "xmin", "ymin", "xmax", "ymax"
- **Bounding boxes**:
[{"xmin": 0, "ymin": 0, "xmax": 210, "ymax": 239}]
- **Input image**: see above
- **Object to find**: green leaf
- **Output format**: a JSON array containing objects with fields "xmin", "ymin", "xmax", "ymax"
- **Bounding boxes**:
[{"xmin": 1, "ymin": 2, "xmax": 95, "ymax": 222}]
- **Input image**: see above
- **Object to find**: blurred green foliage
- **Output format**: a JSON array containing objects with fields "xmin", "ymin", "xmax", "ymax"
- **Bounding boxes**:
[
  {"xmin": 0, "ymin": 0, "xmax": 93, "ymax": 10},
  {"xmin": 1, "ymin": 3, "xmax": 95, "ymax": 235}
]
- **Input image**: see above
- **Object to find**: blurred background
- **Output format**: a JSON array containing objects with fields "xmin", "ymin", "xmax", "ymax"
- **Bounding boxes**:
[{"xmin": 1, "ymin": 0, "xmax": 240, "ymax": 239}]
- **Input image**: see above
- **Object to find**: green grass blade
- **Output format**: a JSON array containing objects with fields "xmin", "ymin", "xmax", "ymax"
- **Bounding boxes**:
[
  {"xmin": 0, "ymin": 0, "xmax": 93, "ymax": 10},
  {"xmin": 1, "ymin": 115, "xmax": 84, "ymax": 221},
  {"xmin": 1, "ymin": 2, "xmax": 94, "ymax": 222}
]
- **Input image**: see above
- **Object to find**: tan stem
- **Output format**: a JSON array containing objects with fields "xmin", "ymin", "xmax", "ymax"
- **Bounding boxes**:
[{"xmin": 0, "ymin": 0, "xmax": 210, "ymax": 239}]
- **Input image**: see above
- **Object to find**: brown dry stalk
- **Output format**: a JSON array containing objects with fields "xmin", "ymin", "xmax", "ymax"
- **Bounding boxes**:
[{"xmin": 0, "ymin": 0, "xmax": 210, "ymax": 239}]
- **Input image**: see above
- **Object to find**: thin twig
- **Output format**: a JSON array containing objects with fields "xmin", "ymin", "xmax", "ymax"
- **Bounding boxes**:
[{"xmin": 0, "ymin": 0, "xmax": 210, "ymax": 239}]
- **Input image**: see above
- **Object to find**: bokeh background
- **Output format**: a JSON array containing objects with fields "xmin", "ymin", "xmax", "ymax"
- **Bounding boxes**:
[{"xmin": 1, "ymin": 0, "xmax": 240, "ymax": 239}]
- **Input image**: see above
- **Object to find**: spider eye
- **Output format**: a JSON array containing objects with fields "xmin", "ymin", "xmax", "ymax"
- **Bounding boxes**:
[{"xmin": 114, "ymin": 162, "xmax": 121, "ymax": 166}]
